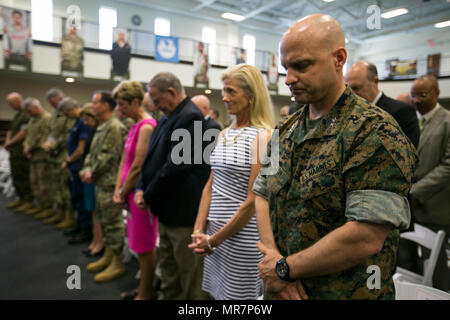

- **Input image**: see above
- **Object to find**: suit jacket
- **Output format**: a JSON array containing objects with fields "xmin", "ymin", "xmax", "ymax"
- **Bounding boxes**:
[
  {"xmin": 205, "ymin": 116, "xmax": 222, "ymax": 131},
  {"xmin": 410, "ymin": 105, "xmax": 450, "ymax": 226},
  {"xmin": 377, "ymin": 93, "xmax": 420, "ymax": 148},
  {"xmin": 136, "ymin": 97, "xmax": 210, "ymax": 227}
]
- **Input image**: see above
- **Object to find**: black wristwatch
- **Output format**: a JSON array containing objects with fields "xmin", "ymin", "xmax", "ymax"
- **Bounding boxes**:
[{"xmin": 276, "ymin": 257, "xmax": 293, "ymax": 282}]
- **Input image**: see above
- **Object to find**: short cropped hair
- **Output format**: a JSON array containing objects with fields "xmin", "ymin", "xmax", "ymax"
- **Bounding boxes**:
[
  {"xmin": 94, "ymin": 91, "xmax": 116, "ymax": 111},
  {"xmin": 46, "ymin": 88, "xmax": 64, "ymax": 101},
  {"xmin": 12, "ymin": 10, "xmax": 23, "ymax": 17},
  {"xmin": 112, "ymin": 81, "xmax": 145, "ymax": 104},
  {"xmin": 58, "ymin": 97, "xmax": 80, "ymax": 112},
  {"xmin": 365, "ymin": 62, "xmax": 378, "ymax": 81},
  {"xmin": 148, "ymin": 72, "xmax": 184, "ymax": 95},
  {"xmin": 22, "ymin": 97, "xmax": 41, "ymax": 109}
]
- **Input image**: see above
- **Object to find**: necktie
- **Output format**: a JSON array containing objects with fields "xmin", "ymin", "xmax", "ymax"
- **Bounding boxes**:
[{"xmin": 419, "ymin": 116, "xmax": 425, "ymax": 135}]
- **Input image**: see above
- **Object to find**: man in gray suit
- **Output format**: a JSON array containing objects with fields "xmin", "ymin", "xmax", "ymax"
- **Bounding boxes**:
[{"xmin": 409, "ymin": 75, "xmax": 450, "ymax": 291}]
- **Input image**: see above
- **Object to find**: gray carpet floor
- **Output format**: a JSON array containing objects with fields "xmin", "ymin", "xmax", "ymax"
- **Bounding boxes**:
[{"xmin": 0, "ymin": 194, "xmax": 140, "ymax": 300}]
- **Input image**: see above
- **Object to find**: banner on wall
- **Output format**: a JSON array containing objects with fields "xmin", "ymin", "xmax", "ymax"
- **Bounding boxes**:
[
  {"xmin": 111, "ymin": 28, "xmax": 132, "ymax": 81},
  {"xmin": 1, "ymin": 7, "xmax": 32, "ymax": 72},
  {"xmin": 235, "ymin": 47, "xmax": 246, "ymax": 65},
  {"xmin": 193, "ymin": 41, "xmax": 209, "ymax": 88},
  {"xmin": 427, "ymin": 54, "xmax": 441, "ymax": 77},
  {"xmin": 267, "ymin": 53, "xmax": 279, "ymax": 94},
  {"xmin": 61, "ymin": 22, "xmax": 84, "ymax": 78},
  {"xmin": 155, "ymin": 35, "xmax": 179, "ymax": 63},
  {"xmin": 388, "ymin": 59, "xmax": 417, "ymax": 78}
]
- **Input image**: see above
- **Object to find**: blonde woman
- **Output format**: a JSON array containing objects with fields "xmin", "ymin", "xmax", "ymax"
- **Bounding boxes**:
[{"xmin": 189, "ymin": 64, "xmax": 274, "ymax": 299}]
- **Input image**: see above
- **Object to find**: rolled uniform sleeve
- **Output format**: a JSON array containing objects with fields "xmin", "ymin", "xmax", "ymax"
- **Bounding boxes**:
[
  {"xmin": 345, "ymin": 190, "xmax": 410, "ymax": 229},
  {"xmin": 343, "ymin": 120, "xmax": 417, "ymax": 230},
  {"xmin": 253, "ymin": 172, "xmax": 269, "ymax": 200}
]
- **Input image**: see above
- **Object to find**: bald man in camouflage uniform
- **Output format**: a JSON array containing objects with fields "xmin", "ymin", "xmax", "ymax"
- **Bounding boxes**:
[
  {"xmin": 22, "ymin": 98, "xmax": 53, "ymax": 216},
  {"xmin": 39, "ymin": 89, "xmax": 75, "ymax": 226},
  {"xmin": 254, "ymin": 15, "xmax": 417, "ymax": 300},
  {"xmin": 4, "ymin": 92, "xmax": 33, "ymax": 211},
  {"xmin": 81, "ymin": 91, "xmax": 127, "ymax": 283}
]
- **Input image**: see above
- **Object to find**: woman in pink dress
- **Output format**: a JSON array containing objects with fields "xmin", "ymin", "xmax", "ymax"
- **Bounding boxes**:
[{"xmin": 112, "ymin": 81, "xmax": 158, "ymax": 300}]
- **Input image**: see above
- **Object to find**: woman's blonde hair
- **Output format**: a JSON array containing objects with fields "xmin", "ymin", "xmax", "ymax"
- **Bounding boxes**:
[
  {"xmin": 112, "ymin": 80, "xmax": 145, "ymax": 104},
  {"xmin": 221, "ymin": 64, "xmax": 274, "ymax": 130},
  {"xmin": 80, "ymin": 103, "xmax": 98, "ymax": 125}
]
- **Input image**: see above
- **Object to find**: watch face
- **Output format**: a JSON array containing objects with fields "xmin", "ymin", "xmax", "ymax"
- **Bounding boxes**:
[{"xmin": 276, "ymin": 259, "xmax": 289, "ymax": 277}]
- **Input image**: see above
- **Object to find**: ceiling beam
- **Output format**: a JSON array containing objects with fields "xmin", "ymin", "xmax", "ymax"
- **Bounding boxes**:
[
  {"xmin": 191, "ymin": 0, "xmax": 217, "ymax": 12},
  {"xmin": 244, "ymin": 0, "xmax": 286, "ymax": 19}
]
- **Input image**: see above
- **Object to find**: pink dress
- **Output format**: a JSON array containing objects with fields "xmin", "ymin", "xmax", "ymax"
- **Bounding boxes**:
[{"xmin": 122, "ymin": 118, "xmax": 158, "ymax": 253}]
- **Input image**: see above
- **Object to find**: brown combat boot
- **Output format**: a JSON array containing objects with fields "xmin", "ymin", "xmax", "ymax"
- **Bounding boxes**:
[
  {"xmin": 56, "ymin": 210, "xmax": 76, "ymax": 230},
  {"xmin": 6, "ymin": 199, "xmax": 23, "ymax": 209},
  {"xmin": 25, "ymin": 205, "xmax": 43, "ymax": 216},
  {"xmin": 43, "ymin": 209, "xmax": 64, "ymax": 224},
  {"xmin": 34, "ymin": 208, "xmax": 54, "ymax": 220},
  {"xmin": 87, "ymin": 246, "xmax": 112, "ymax": 273},
  {"xmin": 94, "ymin": 254, "xmax": 126, "ymax": 283},
  {"xmin": 15, "ymin": 202, "xmax": 34, "ymax": 213}
]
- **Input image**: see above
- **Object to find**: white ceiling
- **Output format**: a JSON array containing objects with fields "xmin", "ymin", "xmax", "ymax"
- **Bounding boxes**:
[{"xmin": 113, "ymin": 0, "xmax": 450, "ymax": 43}]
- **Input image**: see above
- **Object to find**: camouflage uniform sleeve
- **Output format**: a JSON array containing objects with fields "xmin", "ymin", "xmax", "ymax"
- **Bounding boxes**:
[
  {"xmin": 90, "ymin": 124, "xmax": 124, "ymax": 180},
  {"xmin": 253, "ymin": 172, "xmax": 268, "ymax": 200},
  {"xmin": 343, "ymin": 120, "xmax": 417, "ymax": 230},
  {"xmin": 23, "ymin": 119, "xmax": 32, "ymax": 150}
]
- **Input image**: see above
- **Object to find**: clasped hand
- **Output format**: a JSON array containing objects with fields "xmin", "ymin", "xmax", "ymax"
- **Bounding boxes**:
[
  {"xmin": 188, "ymin": 232, "xmax": 213, "ymax": 257},
  {"xmin": 257, "ymin": 241, "xmax": 309, "ymax": 300}
]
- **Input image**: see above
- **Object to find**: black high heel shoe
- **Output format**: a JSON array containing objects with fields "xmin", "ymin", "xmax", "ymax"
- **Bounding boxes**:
[{"xmin": 82, "ymin": 247, "xmax": 104, "ymax": 258}]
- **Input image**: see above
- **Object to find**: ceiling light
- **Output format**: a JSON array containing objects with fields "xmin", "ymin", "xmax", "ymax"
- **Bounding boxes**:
[
  {"xmin": 65, "ymin": 77, "xmax": 75, "ymax": 83},
  {"xmin": 291, "ymin": 97, "xmax": 295, "ymax": 101},
  {"xmin": 345, "ymin": 38, "xmax": 348, "ymax": 43},
  {"xmin": 381, "ymin": 8, "xmax": 408, "ymax": 19},
  {"xmin": 205, "ymin": 89, "xmax": 212, "ymax": 94},
  {"xmin": 323, "ymin": 0, "xmax": 335, "ymax": 2},
  {"xmin": 435, "ymin": 20, "xmax": 450, "ymax": 28},
  {"xmin": 221, "ymin": 12, "xmax": 245, "ymax": 22}
]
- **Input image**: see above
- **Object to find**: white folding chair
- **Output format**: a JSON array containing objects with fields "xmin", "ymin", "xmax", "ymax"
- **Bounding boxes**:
[
  {"xmin": 396, "ymin": 223, "xmax": 446, "ymax": 287},
  {"xmin": 0, "ymin": 147, "xmax": 15, "ymax": 197},
  {"xmin": 393, "ymin": 273, "xmax": 450, "ymax": 300}
]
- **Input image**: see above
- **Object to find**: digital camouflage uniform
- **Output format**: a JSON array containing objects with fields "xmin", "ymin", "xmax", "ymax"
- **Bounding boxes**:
[
  {"xmin": 23, "ymin": 111, "xmax": 52, "ymax": 209},
  {"xmin": 81, "ymin": 116, "xmax": 127, "ymax": 255},
  {"xmin": 253, "ymin": 86, "xmax": 417, "ymax": 299},
  {"xmin": 8, "ymin": 110, "xmax": 32, "ymax": 202},
  {"xmin": 45, "ymin": 110, "xmax": 75, "ymax": 212}
]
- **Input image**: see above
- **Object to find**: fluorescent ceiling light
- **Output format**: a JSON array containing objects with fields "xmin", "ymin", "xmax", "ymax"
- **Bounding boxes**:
[
  {"xmin": 221, "ymin": 12, "xmax": 245, "ymax": 22},
  {"xmin": 323, "ymin": 0, "xmax": 335, "ymax": 2},
  {"xmin": 381, "ymin": 8, "xmax": 408, "ymax": 19},
  {"xmin": 435, "ymin": 20, "xmax": 450, "ymax": 28},
  {"xmin": 65, "ymin": 77, "xmax": 75, "ymax": 83}
]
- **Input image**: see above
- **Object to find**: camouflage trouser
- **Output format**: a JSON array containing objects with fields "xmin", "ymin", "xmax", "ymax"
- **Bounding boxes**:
[
  {"xmin": 96, "ymin": 186, "xmax": 125, "ymax": 255},
  {"xmin": 48, "ymin": 161, "xmax": 71, "ymax": 212},
  {"xmin": 10, "ymin": 148, "xmax": 32, "ymax": 202},
  {"xmin": 29, "ymin": 160, "xmax": 53, "ymax": 209}
]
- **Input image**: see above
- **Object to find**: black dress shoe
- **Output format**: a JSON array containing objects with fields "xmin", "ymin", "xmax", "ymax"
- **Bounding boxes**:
[
  {"xmin": 68, "ymin": 231, "xmax": 92, "ymax": 245},
  {"xmin": 64, "ymin": 226, "xmax": 81, "ymax": 237},
  {"xmin": 82, "ymin": 247, "xmax": 105, "ymax": 258}
]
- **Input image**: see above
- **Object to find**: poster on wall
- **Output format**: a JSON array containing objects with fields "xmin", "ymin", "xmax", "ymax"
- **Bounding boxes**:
[
  {"xmin": 111, "ymin": 28, "xmax": 131, "ymax": 81},
  {"xmin": 154, "ymin": 35, "xmax": 179, "ymax": 63},
  {"xmin": 1, "ymin": 7, "xmax": 32, "ymax": 72},
  {"xmin": 193, "ymin": 41, "xmax": 209, "ymax": 88},
  {"xmin": 235, "ymin": 47, "xmax": 246, "ymax": 64},
  {"xmin": 61, "ymin": 22, "xmax": 84, "ymax": 78},
  {"xmin": 427, "ymin": 53, "xmax": 441, "ymax": 77},
  {"xmin": 267, "ymin": 53, "xmax": 279, "ymax": 94},
  {"xmin": 388, "ymin": 59, "xmax": 417, "ymax": 78}
]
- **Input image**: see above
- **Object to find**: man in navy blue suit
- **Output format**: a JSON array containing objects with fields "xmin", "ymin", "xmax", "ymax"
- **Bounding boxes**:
[{"xmin": 135, "ymin": 72, "xmax": 210, "ymax": 299}]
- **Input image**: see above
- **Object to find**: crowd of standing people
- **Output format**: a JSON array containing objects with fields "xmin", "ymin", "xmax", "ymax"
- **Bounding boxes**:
[{"xmin": 3, "ymin": 13, "xmax": 448, "ymax": 300}]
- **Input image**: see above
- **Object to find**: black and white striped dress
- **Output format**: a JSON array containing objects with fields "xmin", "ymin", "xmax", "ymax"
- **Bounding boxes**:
[{"xmin": 203, "ymin": 126, "xmax": 264, "ymax": 300}]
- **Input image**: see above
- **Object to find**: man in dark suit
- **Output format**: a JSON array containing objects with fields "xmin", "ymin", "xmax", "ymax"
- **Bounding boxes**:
[
  {"xmin": 409, "ymin": 75, "xmax": 450, "ymax": 291},
  {"xmin": 134, "ymin": 72, "xmax": 210, "ymax": 299},
  {"xmin": 345, "ymin": 61, "xmax": 420, "ymax": 148}
]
